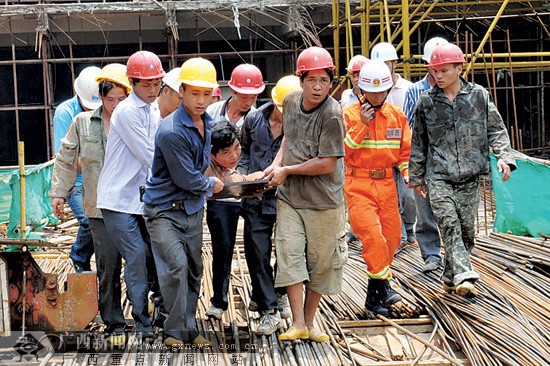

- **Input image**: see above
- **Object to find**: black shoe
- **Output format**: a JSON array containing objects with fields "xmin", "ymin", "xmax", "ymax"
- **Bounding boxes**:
[
  {"xmin": 71, "ymin": 260, "xmax": 90, "ymax": 273},
  {"xmin": 364, "ymin": 281, "xmax": 389, "ymax": 316},
  {"xmin": 378, "ymin": 280, "xmax": 402, "ymax": 307},
  {"xmin": 153, "ymin": 312, "xmax": 167, "ymax": 329}
]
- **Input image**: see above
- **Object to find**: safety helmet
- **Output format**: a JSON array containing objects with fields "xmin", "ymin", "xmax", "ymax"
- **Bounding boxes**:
[
  {"xmin": 95, "ymin": 63, "xmax": 132, "ymax": 92},
  {"xmin": 370, "ymin": 42, "xmax": 399, "ymax": 62},
  {"xmin": 74, "ymin": 66, "xmax": 102, "ymax": 110},
  {"xmin": 212, "ymin": 87, "xmax": 222, "ymax": 98},
  {"xmin": 427, "ymin": 43, "xmax": 466, "ymax": 67},
  {"xmin": 177, "ymin": 57, "xmax": 219, "ymax": 89},
  {"xmin": 271, "ymin": 75, "xmax": 302, "ymax": 112},
  {"xmin": 228, "ymin": 64, "xmax": 265, "ymax": 94},
  {"xmin": 422, "ymin": 37, "xmax": 449, "ymax": 62},
  {"xmin": 295, "ymin": 46, "xmax": 336, "ymax": 76},
  {"xmin": 162, "ymin": 67, "xmax": 182, "ymax": 92},
  {"xmin": 358, "ymin": 60, "xmax": 393, "ymax": 92},
  {"xmin": 126, "ymin": 50, "xmax": 166, "ymax": 80},
  {"xmin": 346, "ymin": 55, "xmax": 369, "ymax": 74}
]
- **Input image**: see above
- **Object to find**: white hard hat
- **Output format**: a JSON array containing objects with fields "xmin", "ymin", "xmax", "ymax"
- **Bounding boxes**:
[
  {"xmin": 162, "ymin": 67, "xmax": 182, "ymax": 92},
  {"xmin": 74, "ymin": 66, "xmax": 102, "ymax": 110},
  {"xmin": 358, "ymin": 60, "xmax": 393, "ymax": 93},
  {"xmin": 370, "ymin": 42, "xmax": 399, "ymax": 62},
  {"xmin": 423, "ymin": 37, "xmax": 449, "ymax": 62}
]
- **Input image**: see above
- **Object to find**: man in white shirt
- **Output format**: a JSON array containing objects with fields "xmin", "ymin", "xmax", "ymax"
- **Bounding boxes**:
[{"xmin": 97, "ymin": 50, "xmax": 166, "ymax": 341}]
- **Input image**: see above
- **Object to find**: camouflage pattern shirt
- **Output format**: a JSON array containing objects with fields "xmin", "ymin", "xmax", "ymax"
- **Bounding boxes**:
[{"xmin": 409, "ymin": 76, "xmax": 516, "ymax": 186}]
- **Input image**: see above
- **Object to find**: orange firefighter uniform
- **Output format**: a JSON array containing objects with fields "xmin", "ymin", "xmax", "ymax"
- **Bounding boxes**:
[{"xmin": 343, "ymin": 101, "xmax": 411, "ymax": 280}]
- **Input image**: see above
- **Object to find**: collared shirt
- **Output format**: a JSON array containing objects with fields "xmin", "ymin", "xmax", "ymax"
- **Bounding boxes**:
[
  {"xmin": 97, "ymin": 91, "xmax": 160, "ymax": 215},
  {"xmin": 50, "ymin": 107, "xmax": 106, "ymax": 218},
  {"xmin": 403, "ymin": 74, "xmax": 431, "ymax": 127},
  {"xmin": 206, "ymin": 97, "xmax": 255, "ymax": 129},
  {"xmin": 143, "ymin": 104, "xmax": 215, "ymax": 215},
  {"xmin": 340, "ymin": 88, "xmax": 360, "ymax": 109},
  {"xmin": 410, "ymin": 76, "xmax": 516, "ymax": 185},
  {"xmin": 277, "ymin": 91, "xmax": 346, "ymax": 210},
  {"xmin": 53, "ymin": 95, "xmax": 83, "ymax": 187},
  {"xmin": 238, "ymin": 101, "xmax": 283, "ymax": 214},
  {"xmin": 387, "ymin": 74, "xmax": 413, "ymax": 110}
]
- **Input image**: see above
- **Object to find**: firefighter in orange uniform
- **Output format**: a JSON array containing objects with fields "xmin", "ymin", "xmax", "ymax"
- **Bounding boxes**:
[{"xmin": 343, "ymin": 60, "xmax": 411, "ymax": 316}]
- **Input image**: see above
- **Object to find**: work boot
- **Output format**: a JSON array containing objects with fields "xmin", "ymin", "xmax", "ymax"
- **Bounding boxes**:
[
  {"xmin": 378, "ymin": 279, "xmax": 402, "ymax": 307},
  {"xmin": 422, "ymin": 260, "xmax": 441, "ymax": 274},
  {"xmin": 456, "ymin": 280, "xmax": 477, "ymax": 297},
  {"xmin": 364, "ymin": 281, "xmax": 389, "ymax": 316}
]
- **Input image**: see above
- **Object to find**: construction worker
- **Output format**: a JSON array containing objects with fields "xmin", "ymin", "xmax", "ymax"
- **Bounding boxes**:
[
  {"xmin": 343, "ymin": 60, "xmax": 411, "ymax": 316},
  {"xmin": 96, "ymin": 50, "xmax": 166, "ymax": 341},
  {"xmin": 371, "ymin": 42, "xmax": 416, "ymax": 249},
  {"xmin": 236, "ymin": 75, "xmax": 302, "ymax": 335},
  {"xmin": 409, "ymin": 43, "xmax": 516, "ymax": 296},
  {"xmin": 50, "ymin": 63, "xmax": 132, "ymax": 344},
  {"xmin": 206, "ymin": 63, "xmax": 265, "ymax": 128},
  {"xmin": 203, "ymin": 63, "xmax": 265, "ymax": 320},
  {"xmin": 267, "ymin": 46, "xmax": 347, "ymax": 343},
  {"xmin": 158, "ymin": 67, "xmax": 183, "ymax": 118},
  {"xmin": 143, "ymin": 57, "xmax": 223, "ymax": 348},
  {"xmin": 212, "ymin": 86, "xmax": 222, "ymax": 102},
  {"xmin": 53, "ymin": 66, "xmax": 101, "ymax": 273},
  {"xmin": 402, "ymin": 37, "xmax": 449, "ymax": 273},
  {"xmin": 340, "ymin": 55, "xmax": 369, "ymax": 108}
]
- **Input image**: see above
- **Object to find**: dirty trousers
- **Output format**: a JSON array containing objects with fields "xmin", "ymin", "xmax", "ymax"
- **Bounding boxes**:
[{"xmin": 345, "ymin": 176, "xmax": 401, "ymax": 279}]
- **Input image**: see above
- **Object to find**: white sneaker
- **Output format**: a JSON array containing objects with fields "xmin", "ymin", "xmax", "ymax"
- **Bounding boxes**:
[
  {"xmin": 256, "ymin": 310, "xmax": 282, "ymax": 335},
  {"xmin": 205, "ymin": 306, "xmax": 224, "ymax": 320},
  {"xmin": 277, "ymin": 294, "xmax": 292, "ymax": 319}
]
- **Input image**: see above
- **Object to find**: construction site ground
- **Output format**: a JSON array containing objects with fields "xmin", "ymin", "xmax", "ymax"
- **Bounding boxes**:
[{"xmin": 0, "ymin": 187, "xmax": 549, "ymax": 366}]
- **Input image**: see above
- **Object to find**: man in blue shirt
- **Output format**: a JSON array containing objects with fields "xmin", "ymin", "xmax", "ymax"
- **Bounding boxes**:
[
  {"xmin": 402, "ymin": 37, "xmax": 449, "ymax": 273},
  {"xmin": 143, "ymin": 57, "xmax": 223, "ymax": 348},
  {"xmin": 53, "ymin": 66, "xmax": 102, "ymax": 272}
]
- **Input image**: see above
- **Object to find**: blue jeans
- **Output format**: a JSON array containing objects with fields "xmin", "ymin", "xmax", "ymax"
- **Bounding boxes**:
[
  {"xmin": 206, "ymin": 200, "xmax": 241, "ymax": 311},
  {"xmin": 241, "ymin": 207, "xmax": 278, "ymax": 312},
  {"xmin": 100, "ymin": 209, "xmax": 154, "ymax": 333},
  {"xmin": 415, "ymin": 193, "xmax": 442, "ymax": 264},
  {"xmin": 144, "ymin": 203, "xmax": 203, "ymax": 342},
  {"xmin": 68, "ymin": 185, "xmax": 94, "ymax": 268},
  {"xmin": 89, "ymin": 218, "xmax": 126, "ymax": 333},
  {"xmin": 394, "ymin": 170, "xmax": 416, "ymax": 245}
]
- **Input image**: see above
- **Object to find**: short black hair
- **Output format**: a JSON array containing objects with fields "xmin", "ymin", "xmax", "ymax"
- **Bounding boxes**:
[
  {"xmin": 299, "ymin": 69, "xmax": 335, "ymax": 82},
  {"xmin": 99, "ymin": 80, "xmax": 129, "ymax": 97},
  {"xmin": 211, "ymin": 121, "xmax": 240, "ymax": 155}
]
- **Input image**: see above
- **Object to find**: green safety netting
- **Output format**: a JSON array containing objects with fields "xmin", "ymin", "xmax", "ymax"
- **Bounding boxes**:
[
  {"xmin": 0, "ymin": 160, "xmax": 59, "ymax": 243},
  {"xmin": 490, "ymin": 153, "xmax": 550, "ymax": 238}
]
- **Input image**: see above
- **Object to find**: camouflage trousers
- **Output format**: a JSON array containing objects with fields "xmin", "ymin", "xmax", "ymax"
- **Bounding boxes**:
[{"xmin": 426, "ymin": 179, "xmax": 481, "ymax": 286}]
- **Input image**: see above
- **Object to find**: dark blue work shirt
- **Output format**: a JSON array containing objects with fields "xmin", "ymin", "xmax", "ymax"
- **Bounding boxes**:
[
  {"xmin": 144, "ymin": 104, "xmax": 215, "ymax": 215},
  {"xmin": 237, "ymin": 101, "xmax": 283, "ymax": 215}
]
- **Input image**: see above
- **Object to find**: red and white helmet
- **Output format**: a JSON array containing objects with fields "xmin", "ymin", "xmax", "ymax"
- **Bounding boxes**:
[
  {"xmin": 126, "ymin": 50, "xmax": 166, "ymax": 80},
  {"xmin": 422, "ymin": 37, "xmax": 449, "ymax": 62},
  {"xmin": 346, "ymin": 55, "xmax": 369, "ymax": 74},
  {"xmin": 228, "ymin": 64, "xmax": 265, "ymax": 94},
  {"xmin": 357, "ymin": 60, "xmax": 393, "ymax": 92},
  {"xmin": 428, "ymin": 43, "xmax": 466, "ymax": 67},
  {"xmin": 295, "ymin": 46, "xmax": 335, "ymax": 76}
]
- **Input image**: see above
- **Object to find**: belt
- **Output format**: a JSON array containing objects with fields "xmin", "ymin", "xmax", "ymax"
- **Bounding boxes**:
[{"xmin": 346, "ymin": 167, "xmax": 393, "ymax": 179}]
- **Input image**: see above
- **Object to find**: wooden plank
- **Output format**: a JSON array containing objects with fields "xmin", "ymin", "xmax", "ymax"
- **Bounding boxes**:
[
  {"xmin": 339, "ymin": 317, "xmax": 432, "ymax": 328},
  {"xmin": 385, "ymin": 328, "xmax": 405, "ymax": 361},
  {"xmin": 343, "ymin": 324, "xmax": 434, "ymax": 336}
]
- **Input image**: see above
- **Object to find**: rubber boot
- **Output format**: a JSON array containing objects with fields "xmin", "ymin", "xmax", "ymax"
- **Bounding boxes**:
[
  {"xmin": 364, "ymin": 280, "xmax": 389, "ymax": 316},
  {"xmin": 378, "ymin": 279, "xmax": 402, "ymax": 307}
]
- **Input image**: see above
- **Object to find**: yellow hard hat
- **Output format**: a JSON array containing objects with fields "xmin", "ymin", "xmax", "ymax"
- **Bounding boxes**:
[
  {"xmin": 271, "ymin": 75, "xmax": 302, "ymax": 111},
  {"xmin": 95, "ymin": 63, "xmax": 132, "ymax": 92},
  {"xmin": 178, "ymin": 57, "xmax": 218, "ymax": 89}
]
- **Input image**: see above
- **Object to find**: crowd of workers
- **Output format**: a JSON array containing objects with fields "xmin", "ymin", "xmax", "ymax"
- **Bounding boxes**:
[{"xmin": 48, "ymin": 37, "xmax": 516, "ymax": 348}]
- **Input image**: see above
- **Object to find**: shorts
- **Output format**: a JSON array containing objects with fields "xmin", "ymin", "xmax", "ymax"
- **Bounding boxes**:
[{"xmin": 274, "ymin": 199, "xmax": 347, "ymax": 295}]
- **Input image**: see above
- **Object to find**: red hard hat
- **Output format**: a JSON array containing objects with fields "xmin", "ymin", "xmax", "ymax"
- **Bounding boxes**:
[
  {"xmin": 347, "ymin": 55, "xmax": 369, "ymax": 73},
  {"xmin": 126, "ymin": 50, "xmax": 166, "ymax": 79},
  {"xmin": 228, "ymin": 64, "xmax": 265, "ymax": 94},
  {"xmin": 212, "ymin": 87, "xmax": 221, "ymax": 97},
  {"xmin": 427, "ymin": 43, "xmax": 466, "ymax": 67},
  {"xmin": 295, "ymin": 46, "xmax": 335, "ymax": 76}
]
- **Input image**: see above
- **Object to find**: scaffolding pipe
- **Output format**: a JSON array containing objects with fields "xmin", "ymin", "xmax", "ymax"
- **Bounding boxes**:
[
  {"xmin": 18, "ymin": 141, "xmax": 26, "ymax": 240},
  {"xmin": 332, "ymin": 0, "xmax": 340, "ymax": 79},
  {"xmin": 401, "ymin": 0, "xmax": 410, "ymax": 79},
  {"xmin": 463, "ymin": 0, "xmax": 510, "ymax": 76}
]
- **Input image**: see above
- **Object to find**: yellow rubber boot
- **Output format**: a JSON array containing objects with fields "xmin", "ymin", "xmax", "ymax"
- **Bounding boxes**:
[
  {"xmin": 308, "ymin": 328, "xmax": 329, "ymax": 342},
  {"xmin": 278, "ymin": 326, "xmax": 309, "ymax": 341}
]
